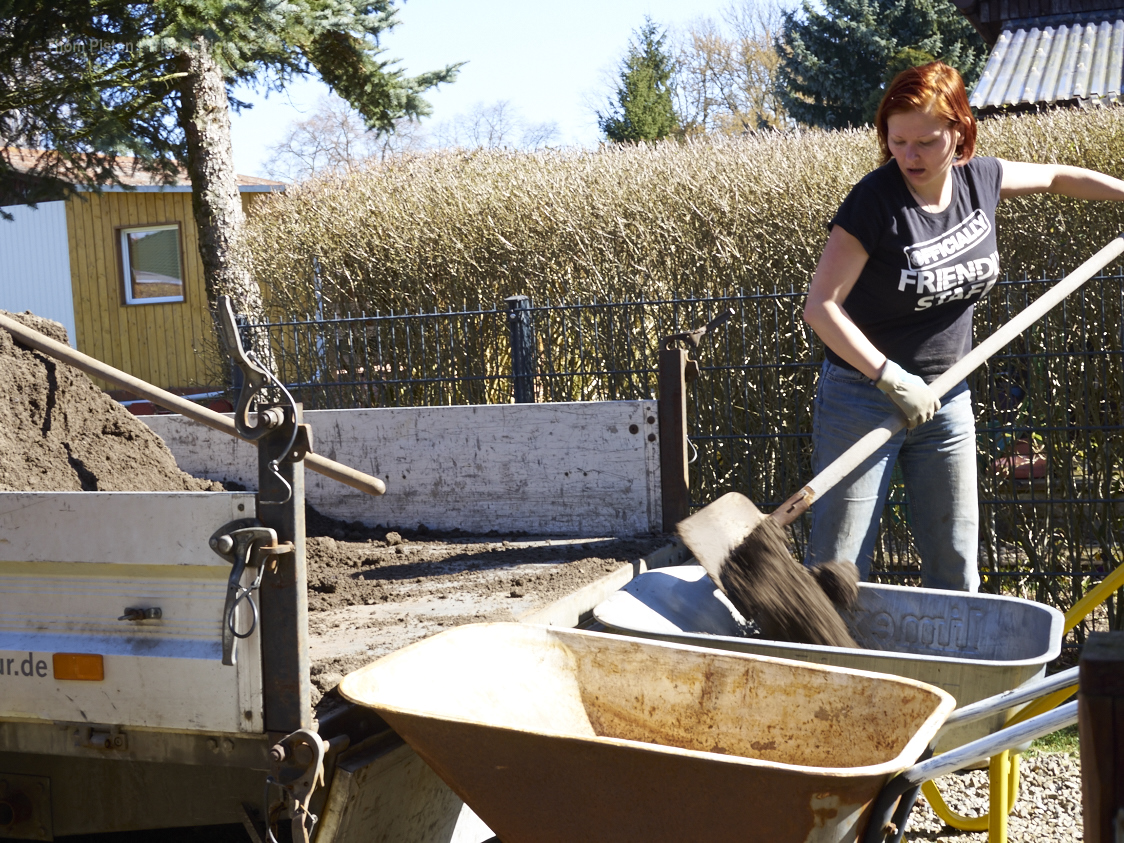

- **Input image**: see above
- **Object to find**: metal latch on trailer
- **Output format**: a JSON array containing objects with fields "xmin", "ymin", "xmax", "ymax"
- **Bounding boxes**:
[
  {"xmin": 208, "ymin": 520, "xmax": 294, "ymax": 665},
  {"xmin": 661, "ymin": 308, "xmax": 735, "ymax": 382},
  {"xmin": 266, "ymin": 729, "xmax": 328, "ymax": 843}
]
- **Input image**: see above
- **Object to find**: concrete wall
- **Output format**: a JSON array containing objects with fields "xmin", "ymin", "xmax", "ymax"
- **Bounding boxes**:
[{"xmin": 145, "ymin": 400, "xmax": 663, "ymax": 537}]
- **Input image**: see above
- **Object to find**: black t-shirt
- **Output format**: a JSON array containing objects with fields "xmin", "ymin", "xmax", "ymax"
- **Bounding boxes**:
[{"xmin": 827, "ymin": 156, "xmax": 1004, "ymax": 381}]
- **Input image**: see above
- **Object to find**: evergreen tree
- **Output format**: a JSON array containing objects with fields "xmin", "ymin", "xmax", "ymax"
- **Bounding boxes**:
[
  {"xmin": 599, "ymin": 17, "xmax": 679, "ymax": 143},
  {"xmin": 775, "ymin": 0, "xmax": 988, "ymax": 129},
  {"xmin": 0, "ymin": 0, "xmax": 460, "ymax": 326}
]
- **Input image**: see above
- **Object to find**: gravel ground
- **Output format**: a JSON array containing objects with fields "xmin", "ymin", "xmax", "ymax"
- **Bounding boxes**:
[{"xmin": 904, "ymin": 751, "xmax": 1083, "ymax": 841}]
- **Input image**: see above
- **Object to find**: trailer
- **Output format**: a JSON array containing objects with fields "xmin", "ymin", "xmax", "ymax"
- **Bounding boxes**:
[{"xmin": 0, "ymin": 304, "xmax": 682, "ymax": 841}]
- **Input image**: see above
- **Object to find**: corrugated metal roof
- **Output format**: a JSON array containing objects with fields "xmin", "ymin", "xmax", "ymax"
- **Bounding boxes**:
[{"xmin": 970, "ymin": 17, "xmax": 1124, "ymax": 109}]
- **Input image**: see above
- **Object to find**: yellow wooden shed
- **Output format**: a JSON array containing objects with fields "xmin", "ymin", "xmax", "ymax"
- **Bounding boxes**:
[{"xmin": 0, "ymin": 148, "xmax": 285, "ymax": 398}]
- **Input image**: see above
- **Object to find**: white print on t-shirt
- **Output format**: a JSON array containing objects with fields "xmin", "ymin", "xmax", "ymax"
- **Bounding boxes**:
[
  {"xmin": 900, "ymin": 249, "xmax": 1000, "ymax": 311},
  {"xmin": 903, "ymin": 209, "xmax": 992, "ymax": 270}
]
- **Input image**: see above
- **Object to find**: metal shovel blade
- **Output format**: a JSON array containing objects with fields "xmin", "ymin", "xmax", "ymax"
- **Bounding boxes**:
[{"xmin": 675, "ymin": 491, "xmax": 765, "ymax": 584}]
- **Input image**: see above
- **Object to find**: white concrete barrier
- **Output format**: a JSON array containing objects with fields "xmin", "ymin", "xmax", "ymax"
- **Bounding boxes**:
[{"xmin": 144, "ymin": 400, "xmax": 663, "ymax": 537}]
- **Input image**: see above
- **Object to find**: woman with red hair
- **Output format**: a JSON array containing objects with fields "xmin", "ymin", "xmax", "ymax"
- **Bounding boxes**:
[{"xmin": 802, "ymin": 61, "xmax": 1124, "ymax": 591}]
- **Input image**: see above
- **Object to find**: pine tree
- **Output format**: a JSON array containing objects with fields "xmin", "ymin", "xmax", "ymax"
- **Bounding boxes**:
[
  {"xmin": 775, "ymin": 0, "xmax": 988, "ymax": 129},
  {"xmin": 599, "ymin": 17, "xmax": 679, "ymax": 143},
  {"xmin": 0, "ymin": 0, "xmax": 460, "ymax": 326}
]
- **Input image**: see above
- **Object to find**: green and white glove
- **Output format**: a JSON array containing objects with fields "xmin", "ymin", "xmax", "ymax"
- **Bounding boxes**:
[{"xmin": 876, "ymin": 360, "xmax": 941, "ymax": 429}]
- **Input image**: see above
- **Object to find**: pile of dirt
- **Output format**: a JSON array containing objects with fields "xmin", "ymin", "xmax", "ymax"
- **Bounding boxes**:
[{"xmin": 0, "ymin": 310, "xmax": 221, "ymax": 492}]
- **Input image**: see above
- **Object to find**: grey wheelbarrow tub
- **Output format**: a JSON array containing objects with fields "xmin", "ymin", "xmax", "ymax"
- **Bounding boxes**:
[{"xmin": 592, "ymin": 564, "xmax": 1064, "ymax": 751}]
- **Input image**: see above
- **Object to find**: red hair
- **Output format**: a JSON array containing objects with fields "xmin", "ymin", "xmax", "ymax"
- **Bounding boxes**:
[{"xmin": 875, "ymin": 62, "xmax": 976, "ymax": 165}]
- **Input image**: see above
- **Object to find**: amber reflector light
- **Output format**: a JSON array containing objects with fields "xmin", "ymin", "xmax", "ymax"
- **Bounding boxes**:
[{"xmin": 53, "ymin": 653, "xmax": 105, "ymax": 681}]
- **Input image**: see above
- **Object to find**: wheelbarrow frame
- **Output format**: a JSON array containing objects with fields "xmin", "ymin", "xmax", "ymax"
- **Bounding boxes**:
[
  {"xmin": 918, "ymin": 562, "xmax": 1124, "ymax": 841},
  {"xmin": 863, "ymin": 667, "xmax": 1080, "ymax": 843}
]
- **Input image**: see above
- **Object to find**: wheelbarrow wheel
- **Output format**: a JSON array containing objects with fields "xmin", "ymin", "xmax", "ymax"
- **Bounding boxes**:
[{"xmin": 861, "ymin": 748, "xmax": 932, "ymax": 843}]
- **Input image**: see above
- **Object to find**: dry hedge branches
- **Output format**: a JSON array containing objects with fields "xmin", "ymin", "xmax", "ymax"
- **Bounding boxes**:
[{"xmin": 246, "ymin": 107, "xmax": 1124, "ymax": 318}]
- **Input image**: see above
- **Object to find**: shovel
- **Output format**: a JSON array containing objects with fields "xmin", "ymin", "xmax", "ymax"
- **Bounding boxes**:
[{"xmin": 679, "ymin": 233, "xmax": 1124, "ymax": 598}]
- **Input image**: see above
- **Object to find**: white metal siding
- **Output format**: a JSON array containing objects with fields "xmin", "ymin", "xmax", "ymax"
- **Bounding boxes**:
[
  {"xmin": 0, "ymin": 201, "xmax": 77, "ymax": 346},
  {"xmin": 0, "ymin": 492, "xmax": 264, "ymax": 734}
]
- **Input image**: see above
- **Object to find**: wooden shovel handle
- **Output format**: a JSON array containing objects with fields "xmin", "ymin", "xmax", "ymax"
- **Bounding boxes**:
[
  {"xmin": 768, "ymin": 233, "xmax": 1124, "ymax": 528},
  {"xmin": 0, "ymin": 312, "xmax": 386, "ymax": 497}
]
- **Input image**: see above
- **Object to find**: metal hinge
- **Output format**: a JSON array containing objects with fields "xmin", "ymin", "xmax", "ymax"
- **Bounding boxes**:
[{"xmin": 73, "ymin": 725, "xmax": 128, "ymax": 751}]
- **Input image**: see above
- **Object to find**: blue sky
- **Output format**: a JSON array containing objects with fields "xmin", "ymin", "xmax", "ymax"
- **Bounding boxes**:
[{"xmin": 229, "ymin": 0, "xmax": 744, "ymax": 178}]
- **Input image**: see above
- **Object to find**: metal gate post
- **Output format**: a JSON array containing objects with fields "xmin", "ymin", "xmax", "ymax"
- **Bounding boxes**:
[
  {"xmin": 214, "ymin": 294, "xmax": 313, "ymax": 734},
  {"xmin": 657, "ymin": 310, "xmax": 733, "ymax": 533},
  {"xmin": 505, "ymin": 295, "xmax": 535, "ymax": 403},
  {"xmin": 658, "ymin": 344, "xmax": 690, "ymax": 532},
  {"xmin": 257, "ymin": 405, "xmax": 312, "ymax": 734}
]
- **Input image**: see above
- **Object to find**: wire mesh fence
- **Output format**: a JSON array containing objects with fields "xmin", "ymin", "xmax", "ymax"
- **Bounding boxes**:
[{"xmin": 251, "ymin": 269, "xmax": 1124, "ymax": 628}]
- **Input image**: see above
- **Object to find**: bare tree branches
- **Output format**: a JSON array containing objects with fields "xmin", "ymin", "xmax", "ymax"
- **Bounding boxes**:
[
  {"xmin": 265, "ymin": 94, "xmax": 425, "ymax": 180},
  {"xmin": 431, "ymin": 100, "xmax": 560, "ymax": 150},
  {"xmin": 266, "ymin": 96, "xmax": 562, "ymax": 181},
  {"xmin": 674, "ymin": 0, "xmax": 791, "ymax": 136}
]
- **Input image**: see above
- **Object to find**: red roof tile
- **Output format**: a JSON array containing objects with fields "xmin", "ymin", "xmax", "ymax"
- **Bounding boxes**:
[{"xmin": 1, "ymin": 147, "xmax": 284, "ymax": 189}]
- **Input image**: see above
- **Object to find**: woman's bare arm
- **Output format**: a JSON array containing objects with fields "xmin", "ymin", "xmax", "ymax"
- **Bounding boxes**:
[
  {"xmin": 803, "ymin": 225, "xmax": 887, "ymax": 380},
  {"xmin": 999, "ymin": 160, "xmax": 1124, "ymax": 201}
]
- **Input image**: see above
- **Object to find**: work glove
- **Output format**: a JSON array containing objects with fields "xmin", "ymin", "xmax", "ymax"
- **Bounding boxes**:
[{"xmin": 876, "ymin": 360, "xmax": 941, "ymax": 429}]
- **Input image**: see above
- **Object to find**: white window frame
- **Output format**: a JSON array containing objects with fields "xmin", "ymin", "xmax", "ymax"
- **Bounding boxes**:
[{"xmin": 120, "ymin": 223, "xmax": 185, "ymax": 305}]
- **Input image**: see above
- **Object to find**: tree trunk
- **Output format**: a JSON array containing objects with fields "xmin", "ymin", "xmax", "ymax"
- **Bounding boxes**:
[{"xmin": 175, "ymin": 37, "xmax": 269, "ymax": 366}]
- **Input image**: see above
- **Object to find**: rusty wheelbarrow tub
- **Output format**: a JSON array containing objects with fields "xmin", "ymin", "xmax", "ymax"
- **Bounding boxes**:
[
  {"xmin": 339, "ymin": 622, "xmax": 956, "ymax": 843},
  {"xmin": 593, "ymin": 565, "xmax": 1064, "ymax": 752}
]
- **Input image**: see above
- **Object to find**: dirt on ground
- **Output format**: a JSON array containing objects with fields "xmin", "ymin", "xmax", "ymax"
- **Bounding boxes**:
[{"xmin": 302, "ymin": 507, "xmax": 670, "ymax": 702}]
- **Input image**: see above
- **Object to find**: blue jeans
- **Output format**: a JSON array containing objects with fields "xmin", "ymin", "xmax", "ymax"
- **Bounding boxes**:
[{"xmin": 804, "ymin": 361, "xmax": 980, "ymax": 592}]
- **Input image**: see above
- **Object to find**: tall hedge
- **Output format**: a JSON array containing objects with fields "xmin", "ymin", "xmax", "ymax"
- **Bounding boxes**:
[{"xmin": 246, "ymin": 106, "xmax": 1124, "ymax": 316}]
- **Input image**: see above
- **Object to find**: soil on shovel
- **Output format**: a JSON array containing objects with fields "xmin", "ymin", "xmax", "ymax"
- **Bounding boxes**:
[{"xmin": 718, "ymin": 518, "xmax": 858, "ymax": 648}]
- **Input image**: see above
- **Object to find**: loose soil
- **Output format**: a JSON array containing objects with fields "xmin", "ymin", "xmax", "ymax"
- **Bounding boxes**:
[
  {"xmin": 303, "ymin": 513, "xmax": 669, "ymax": 703},
  {"xmin": 0, "ymin": 310, "xmax": 220, "ymax": 493},
  {"xmin": 0, "ymin": 310, "xmax": 672, "ymax": 706},
  {"xmin": 717, "ymin": 518, "xmax": 858, "ymax": 648}
]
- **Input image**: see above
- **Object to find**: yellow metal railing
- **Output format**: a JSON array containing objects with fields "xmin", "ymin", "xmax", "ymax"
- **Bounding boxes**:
[{"xmin": 920, "ymin": 561, "xmax": 1124, "ymax": 841}]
